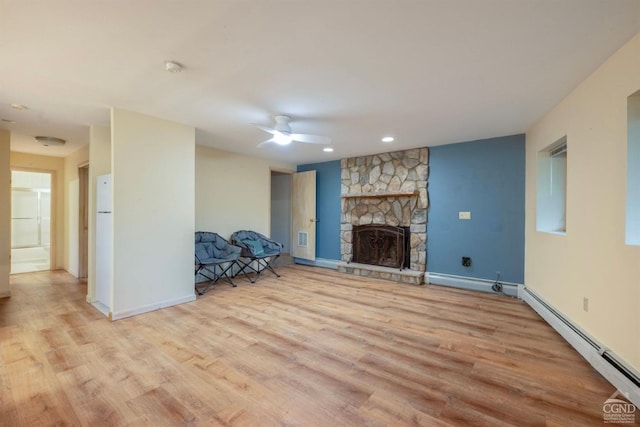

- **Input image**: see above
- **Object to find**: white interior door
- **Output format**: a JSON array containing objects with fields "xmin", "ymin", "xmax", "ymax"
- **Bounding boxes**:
[{"xmin": 291, "ymin": 170, "xmax": 316, "ymax": 261}]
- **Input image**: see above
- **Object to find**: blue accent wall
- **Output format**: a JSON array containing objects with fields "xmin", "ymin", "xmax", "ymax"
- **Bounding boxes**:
[
  {"xmin": 297, "ymin": 160, "xmax": 341, "ymax": 260},
  {"xmin": 427, "ymin": 134, "xmax": 525, "ymax": 283}
]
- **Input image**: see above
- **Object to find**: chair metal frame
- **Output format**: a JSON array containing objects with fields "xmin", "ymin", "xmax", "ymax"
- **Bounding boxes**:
[
  {"xmin": 194, "ymin": 232, "xmax": 241, "ymax": 295},
  {"xmin": 195, "ymin": 256, "xmax": 238, "ymax": 295},
  {"xmin": 235, "ymin": 253, "xmax": 281, "ymax": 284},
  {"xmin": 231, "ymin": 230, "xmax": 283, "ymax": 283}
]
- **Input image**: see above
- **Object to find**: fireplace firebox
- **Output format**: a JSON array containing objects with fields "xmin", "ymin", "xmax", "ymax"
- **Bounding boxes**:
[{"xmin": 352, "ymin": 225, "xmax": 410, "ymax": 270}]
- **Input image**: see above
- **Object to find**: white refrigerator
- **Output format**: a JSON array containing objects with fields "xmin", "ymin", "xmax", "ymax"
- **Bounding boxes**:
[{"xmin": 95, "ymin": 174, "xmax": 112, "ymax": 310}]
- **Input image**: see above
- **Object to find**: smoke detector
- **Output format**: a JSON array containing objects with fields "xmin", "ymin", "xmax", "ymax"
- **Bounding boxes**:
[
  {"xmin": 165, "ymin": 61, "xmax": 183, "ymax": 73},
  {"xmin": 35, "ymin": 136, "xmax": 66, "ymax": 146}
]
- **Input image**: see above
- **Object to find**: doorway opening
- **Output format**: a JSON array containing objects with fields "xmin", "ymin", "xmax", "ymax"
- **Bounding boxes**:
[
  {"xmin": 270, "ymin": 171, "xmax": 293, "ymax": 266},
  {"xmin": 11, "ymin": 170, "xmax": 52, "ymax": 274}
]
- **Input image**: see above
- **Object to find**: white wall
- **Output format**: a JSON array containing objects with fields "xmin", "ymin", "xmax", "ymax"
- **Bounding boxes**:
[
  {"xmin": 526, "ymin": 32, "xmax": 640, "ymax": 370},
  {"xmin": 195, "ymin": 145, "xmax": 295, "ymax": 240},
  {"xmin": 63, "ymin": 145, "xmax": 89, "ymax": 277},
  {"xmin": 0, "ymin": 130, "xmax": 10, "ymax": 297},
  {"xmin": 111, "ymin": 108, "xmax": 195, "ymax": 319},
  {"xmin": 87, "ymin": 125, "xmax": 111, "ymax": 303}
]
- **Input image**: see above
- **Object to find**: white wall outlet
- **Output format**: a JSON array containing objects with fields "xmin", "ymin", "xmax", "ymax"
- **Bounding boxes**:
[
  {"xmin": 583, "ymin": 297, "xmax": 589, "ymax": 312},
  {"xmin": 459, "ymin": 211, "xmax": 471, "ymax": 220}
]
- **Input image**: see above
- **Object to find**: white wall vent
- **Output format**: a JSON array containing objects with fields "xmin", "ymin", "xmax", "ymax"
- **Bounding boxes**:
[
  {"xmin": 550, "ymin": 143, "xmax": 567, "ymax": 157},
  {"xmin": 297, "ymin": 231, "xmax": 308, "ymax": 247}
]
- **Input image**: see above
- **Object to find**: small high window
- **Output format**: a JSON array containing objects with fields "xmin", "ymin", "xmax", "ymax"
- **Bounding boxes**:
[
  {"xmin": 537, "ymin": 136, "xmax": 567, "ymax": 234},
  {"xmin": 627, "ymin": 91, "xmax": 640, "ymax": 246}
]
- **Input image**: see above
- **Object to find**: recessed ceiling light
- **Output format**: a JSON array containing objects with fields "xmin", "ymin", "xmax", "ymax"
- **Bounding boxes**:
[
  {"xmin": 323, "ymin": 147, "xmax": 334, "ymax": 152},
  {"xmin": 11, "ymin": 104, "xmax": 28, "ymax": 110},
  {"xmin": 1, "ymin": 118, "xmax": 16, "ymax": 123},
  {"xmin": 165, "ymin": 60, "xmax": 183, "ymax": 73},
  {"xmin": 382, "ymin": 136, "xmax": 394, "ymax": 143}
]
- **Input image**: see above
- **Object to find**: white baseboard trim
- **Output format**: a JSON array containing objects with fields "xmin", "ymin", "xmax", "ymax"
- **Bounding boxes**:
[
  {"xmin": 111, "ymin": 293, "xmax": 196, "ymax": 321},
  {"xmin": 91, "ymin": 301, "xmax": 109, "ymax": 317},
  {"xmin": 294, "ymin": 257, "xmax": 339, "ymax": 270},
  {"xmin": 428, "ymin": 272, "xmax": 520, "ymax": 297},
  {"xmin": 522, "ymin": 287, "xmax": 640, "ymax": 407}
]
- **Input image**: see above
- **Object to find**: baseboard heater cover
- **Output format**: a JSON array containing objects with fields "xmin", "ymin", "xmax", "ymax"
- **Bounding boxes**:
[
  {"xmin": 428, "ymin": 272, "xmax": 520, "ymax": 297},
  {"xmin": 522, "ymin": 287, "xmax": 640, "ymax": 407}
]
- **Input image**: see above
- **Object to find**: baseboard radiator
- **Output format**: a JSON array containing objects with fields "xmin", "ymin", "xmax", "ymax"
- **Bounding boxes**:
[
  {"xmin": 522, "ymin": 287, "xmax": 640, "ymax": 406},
  {"xmin": 428, "ymin": 272, "xmax": 520, "ymax": 297}
]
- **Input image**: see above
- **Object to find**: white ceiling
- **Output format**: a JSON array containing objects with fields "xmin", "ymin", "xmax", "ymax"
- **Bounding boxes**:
[{"xmin": 1, "ymin": 0, "xmax": 639, "ymax": 164}]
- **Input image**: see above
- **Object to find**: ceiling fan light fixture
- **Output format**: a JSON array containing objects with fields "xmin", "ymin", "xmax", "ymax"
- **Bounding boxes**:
[
  {"xmin": 273, "ymin": 131, "xmax": 293, "ymax": 145},
  {"xmin": 273, "ymin": 115, "xmax": 292, "ymax": 134},
  {"xmin": 35, "ymin": 136, "xmax": 66, "ymax": 146},
  {"xmin": 254, "ymin": 115, "xmax": 330, "ymax": 148}
]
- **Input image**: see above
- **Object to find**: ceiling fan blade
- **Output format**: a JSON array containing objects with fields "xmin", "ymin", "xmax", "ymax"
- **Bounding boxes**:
[
  {"xmin": 257, "ymin": 139, "xmax": 274, "ymax": 148},
  {"xmin": 290, "ymin": 133, "xmax": 331, "ymax": 144},
  {"xmin": 253, "ymin": 124, "xmax": 277, "ymax": 135}
]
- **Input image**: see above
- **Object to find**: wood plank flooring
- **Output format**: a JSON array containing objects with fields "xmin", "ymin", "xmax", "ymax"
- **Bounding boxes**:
[{"xmin": 0, "ymin": 266, "xmax": 625, "ymax": 426}]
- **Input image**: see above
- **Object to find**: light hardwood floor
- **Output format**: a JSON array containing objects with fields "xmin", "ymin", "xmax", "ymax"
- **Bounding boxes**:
[{"xmin": 0, "ymin": 265, "xmax": 623, "ymax": 426}]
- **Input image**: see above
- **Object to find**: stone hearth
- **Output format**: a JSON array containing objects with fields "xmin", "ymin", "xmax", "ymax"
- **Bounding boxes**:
[{"xmin": 338, "ymin": 148, "xmax": 428, "ymax": 285}]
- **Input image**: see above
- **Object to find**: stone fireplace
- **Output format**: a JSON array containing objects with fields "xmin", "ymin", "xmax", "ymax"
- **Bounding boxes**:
[{"xmin": 338, "ymin": 148, "xmax": 428, "ymax": 285}]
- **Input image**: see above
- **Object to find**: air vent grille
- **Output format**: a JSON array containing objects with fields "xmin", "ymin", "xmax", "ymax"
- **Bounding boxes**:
[
  {"xmin": 550, "ymin": 143, "xmax": 567, "ymax": 157},
  {"xmin": 297, "ymin": 231, "xmax": 308, "ymax": 247}
]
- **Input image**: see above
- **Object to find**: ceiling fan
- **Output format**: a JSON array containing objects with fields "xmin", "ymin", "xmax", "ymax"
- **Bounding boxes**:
[{"xmin": 255, "ymin": 115, "xmax": 331, "ymax": 148}]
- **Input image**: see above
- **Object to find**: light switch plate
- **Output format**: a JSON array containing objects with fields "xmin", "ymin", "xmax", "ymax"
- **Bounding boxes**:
[{"xmin": 459, "ymin": 211, "xmax": 471, "ymax": 220}]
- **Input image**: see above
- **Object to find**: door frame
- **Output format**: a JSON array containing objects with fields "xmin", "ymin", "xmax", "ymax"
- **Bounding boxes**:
[
  {"xmin": 269, "ymin": 169, "xmax": 293, "ymax": 255},
  {"xmin": 78, "ymin": 164, "xmax": 89, "ymax": 278}
]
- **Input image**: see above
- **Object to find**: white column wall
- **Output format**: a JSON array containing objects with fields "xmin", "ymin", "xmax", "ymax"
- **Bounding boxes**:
[
  {"xmin": 110, "ymin": 108, "xmax": 195, "ymax": 319},
  {"xmin": 0, "ymin": 130, "xmax": 10, "ymax": 297}
]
